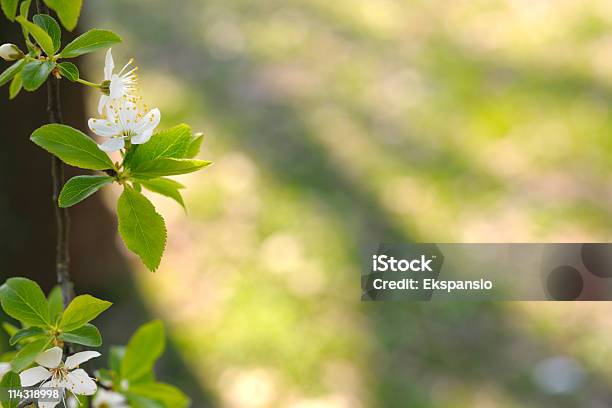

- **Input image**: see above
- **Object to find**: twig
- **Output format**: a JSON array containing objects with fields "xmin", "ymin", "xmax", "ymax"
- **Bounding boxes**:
[
  {"xmin": 36, "ymin": 0, "xmax": 75, "ymax": 307},
  {"xmin": 17, "ymin": 398, "xmax": 35, "ymax": 408}
]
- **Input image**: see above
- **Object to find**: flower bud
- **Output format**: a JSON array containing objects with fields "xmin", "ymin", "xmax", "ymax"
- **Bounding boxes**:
[{"xmin": 0, "ymin": 43, "xmax": 24, "ymax": 61}]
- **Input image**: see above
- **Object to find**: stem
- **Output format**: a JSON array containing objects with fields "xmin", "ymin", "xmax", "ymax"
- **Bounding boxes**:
[
  {"xmin": 76, "ymin": 78, "xmax": 101, "ymax": 88},
  {"xmin": 37, "ymin": 0, "xmax": 75, "ymax": 308}
]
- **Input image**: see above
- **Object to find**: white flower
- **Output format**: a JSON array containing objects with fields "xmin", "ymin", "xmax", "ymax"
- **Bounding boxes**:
[
  {"xmin": 88, "ymin": 96, "xmax": 161, "ymax": 152},
  {"xmin": 93, "ymin": 389, "xmax": 128, "ymax": 408},
  {"xmin": 0, "ymin": 43, "xmax": 23, "ymax": 61},
  {"xmin": 0, "ymin": 362, "xmax": 11, "ymax": 380},
  {"xmin": 98, "ymin": 48, "xmax": 138, "ymax": 114},
  {"xmin": 20, "ymin": 347, "xmax": 100, "ymax": 408}
]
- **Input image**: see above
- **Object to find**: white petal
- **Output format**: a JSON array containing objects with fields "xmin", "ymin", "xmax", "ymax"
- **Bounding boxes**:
[
  {"xmin": 106, "ymin": 101, "xmax": 118, "ymax": 122},
  {"xmin": 134, "ymin": 108, "xmax": 160, "ymax": 134},
  {"xmin": 65, "ymin": 351, "xmax": 101, "ymax": 370},
  {"xmin": 98, "ymin": 95, "xmax": 109, "ymax": 115},
  {"xmin": 118, "ymin": 100, "xmax": 137, "ymax": 129},
  {"xmin": 35, "ymin": 347, "xmax": 62, "ymax": 368},
  {"xmin": 109, "ymin": 75, "xmax": 125, "ymax": 99},
  {"xmin": 20, "ymin": 366, "xmax": 51, "ymax": 386},
  {"xmin": 104, "ymin": 48, "xmax": 114, "ymax": 80},
  {"xmin": 89, "ymin": 118, "xmax": 118, "ymax": 137},
  {"xmin": 38, "ymin": 379, "xmax": 64, "ymax": 408},
  {"xmin": 99, "ymin": 137, "xmax": 125, "ymax": 152},
  {"xmin": 131, "ymin": 129, "xmax": 153, "ymax": 145},
  {"xmin": 0, "ymin": 362, "xmax": 11, "ymax": 379},
  {"xmin": 66, "ymin": 369, "xmax": 97, "ymax": 396},
  {"xmin": 93, "ymin": 389, "xmax": 127, "ymax": 407}
]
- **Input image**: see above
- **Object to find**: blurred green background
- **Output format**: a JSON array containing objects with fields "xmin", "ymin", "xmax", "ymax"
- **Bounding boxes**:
[
  {"xmin": 87, "ymin": 0, "xmax": 612, "ymax": 407},
  {"xmin": 6, "ymin": 0, "xmax": 612, "ymax": 406}
]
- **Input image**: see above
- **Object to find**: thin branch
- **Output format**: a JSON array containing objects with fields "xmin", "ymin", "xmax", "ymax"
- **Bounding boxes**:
[
  {"xmin": 17, "ymin": 398, "xmax": 35, "ymax": 408},
  {"xmin": 36, "ymin": 0, "xmax": 75, "ymax": 308}
]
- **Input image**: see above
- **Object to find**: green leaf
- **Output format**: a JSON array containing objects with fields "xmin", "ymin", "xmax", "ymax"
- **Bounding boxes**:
[
  {"xmin": 9, "ymin": 327, "xmax": 45, "ymax": 346},
  {"xmin": 128, "ymin": 383, "xmax": 190, "ymax": 408},
  {"xmin": 184, "ymin": 133, "xmax": 204, "ymax": 159},
  {"xmin": 59, "ymin": 175, "xmax": 113, "ymax": 208},
  {"xmin": 11, "ymin": 338, "xmax": 51, "ymax": 372},
  {"xmin": 21, "ymin": 60, "xmax": 55, "ymax": 91},
  {"xmin": 0, "ymin": 59, "xmax": 25, "ymax": 87},
  {"xmin": 43, "ymin": 0, "xmax": 82, "ymax": 31},
  {"xmin": 1, "ymin": 0, "xmax": 19, "ymax": 21},
  {"xmin": 0, "ymin": 278, "xmax": 50, "ymax": 327},
  {"xmin": 59, "ymin": 294, "xmax": 111, "ymax": 332},
  {"xmin": 33, "ymin": 14, "xmax": 61, "ymax": 52},
  {"xmin": 127, "ymin": 395, "xmax": 164, "ymax": 408},
  {"xmin": 1, "ymin": 371, "xmax": 21, "ymax": 408},
  {"xmin": 19, "ymin": 0, "xmax": 29, "ymax": 17},
  {"xmin": 60, "ymin": 323, "xmax": 102, "ymax": 347},
  {"xmin": 57, "ymin": 61, "xmax": 78, "ymax": 82},
  {"xmin": 139, "ymin": 178, "xmax": 186, "ymax": 209},
  {"xmin": 30, "ymin": 124, "xmax": 115, "ymax": 170},
  {"xmin": 126, "ymin": 125, "xmax": 193, "ymax": 169},
  {"xmin": 60, "ymin": 29, "xmax": 121, "ymax": 58},
  {"xmin": 15, "ymin": 16, "xmax": 55, "ymax": 56},
  {"xmin": 2, "ymin": 323, "xmax": 18, "ymax": 338},
  {"xmin": 9, "ymin": 72, "xmax": 22, "ymax": 99},
  {"xmin": 117, "ymin": 187, "xmax": 167, "ymax": 272},
  {"xmin": 121, "ymin": 320, "xmax": 165, "ymax": 382},
  {"xmin": 131, "ymin": 158, "xmax": 211, "ymax": 180},
  {"xmin": 47, "ymin": 286, "xmax": 63, "ymax": 323}
]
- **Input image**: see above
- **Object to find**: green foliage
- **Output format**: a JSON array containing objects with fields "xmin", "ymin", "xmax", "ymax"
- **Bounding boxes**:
[
  {"xmin": 184, "ymin": 133, "xmax": 204, "ymax": 159},
  {"xmin": 0, "ymin": 59, "xmax": 25, "ymax": 87},
  {"xmin": 126, "ymin": 125, "xmax": 194, "ymax": 169},
  {"xmin": 59, "ymin": 323, "xmax": 102, "ymax": 347},
  {"xmin": 18, "ymin": 0, "xmax": 29, "ymax": 18},
  {"xmin": 43, "ymin": 0, "xmax": 82, "ymax": 31},
  {"xmin": 140, "ymin": 178, "xmax": 186, "ymax": 209},
  {"xmin": 15, "ymin": 16, "xmax": 55, "ymax": 56},
  {"xmin": 59, "ymin": 294, "xmax": 111, "ymax": 331},
  {"xmin": 130, "ymin": 158, "xmax": 211, "ymax": 179},
  {"xmin": 11, "ymin": 337, "xmax": 51, "ymax": 372},
  {"xmin": 121, "ymin": 320, "xmax": 165, "ymax": 382},
  {"xmin": 30, "ymin": 124, "xmax": 115, "ymax": 170},
  {"xmin": 0, "ymin": 277, "xmax": 50, "ymax": 328},
  {"xmin": 60, "ymin": 29, "xmax": 121, "ymax": 58},
  {"xmin": 0, "ymin": 0, "xmax": 18, "ymax": 21},
  {"xmin": 117, "ymin": 186, "xmax": 167, "ymax": 272},
  {"xmin": 47, "ymin": 286, "xmax": 63, "ymax": 323},
  {"xmin": 0, "ymin": 278, "xmax": 112, "ymax": 368},
  {"xmin": 9, "ymin": 326, "xmax": 45, "ymax": 345},
  {"xmin": 2, "ymin": 323, "xmax": 18, "ymax": 338},
  {"xmin": 57, "ymin": 61, "xmax": 78, "ymax": 81},
  {"xmin": 1, "ymin": 371, "xmax": 21, "ymax": 408},
  {"xmin": 8, "ymin": 72, "xmax": 22, "ymax": 99},
  {"xmin": 33, "ymin": 14, "xmax": 61, "ymax": 52},
  {"xmin": 128, "ymin": 383, "xmax": 190, "ymax": 408},
  {"xmin": 21, "ymin": 59, "xmax": 55, "ymax": 91},
  {"xmin": 1, "ymin": 3, "xmax": 198, "ymax": 404},
  {"xmin": 28, "ymin": 121, "xmax": 209, "ymax": 270},
  {"xmin": 99, "ymin": 321, "xmax": 189, "ymax": 408},
  {"xmin": 58, "ymin": 175, "xmax": 113, "ymax": 208}
]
